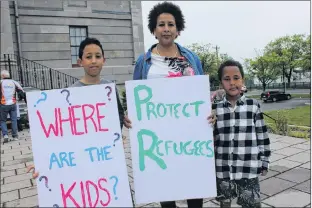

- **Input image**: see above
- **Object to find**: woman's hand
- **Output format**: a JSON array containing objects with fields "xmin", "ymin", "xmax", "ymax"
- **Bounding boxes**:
[
  {"xmin": 207, "ymin": 109, "xmax": 217, "ymax": 127},
  {"xmin": 123, "ymin": 115, "xmax": 132, "ymax": 129},
  {"xmin": 26, "ymin": 164, "xmax": 39, "ymax": 179}
]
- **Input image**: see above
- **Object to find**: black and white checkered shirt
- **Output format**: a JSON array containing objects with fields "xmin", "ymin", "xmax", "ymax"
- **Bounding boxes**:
[{"xmin": 213, "ymin": 95, "xmax": 271, "ymax": 180}]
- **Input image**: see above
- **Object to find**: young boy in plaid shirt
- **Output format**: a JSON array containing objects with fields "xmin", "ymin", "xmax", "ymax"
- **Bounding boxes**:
[{"xmin": 212, "ymin": 60, "xmax": 271, "ymax": 208}]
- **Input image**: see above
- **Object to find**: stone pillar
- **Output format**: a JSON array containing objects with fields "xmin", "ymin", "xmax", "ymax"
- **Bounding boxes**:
[
  {"xmin": 130, "ymin": 1, "xmax": 145, "ymax": 63},
  {"xmin": 0, "ymin": 1, "xmax": 14, "ymax": 58}
]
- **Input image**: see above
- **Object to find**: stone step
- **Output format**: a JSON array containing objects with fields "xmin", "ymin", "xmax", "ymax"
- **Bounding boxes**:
[{"xmin": 16, "ymin": 86, "xmax": 40, "ymax": 117}]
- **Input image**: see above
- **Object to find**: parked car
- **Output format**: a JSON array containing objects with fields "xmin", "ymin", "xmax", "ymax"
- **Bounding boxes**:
[{"xmin": 261, "ymin": 91, "xmax": 291, "ymax": 102}]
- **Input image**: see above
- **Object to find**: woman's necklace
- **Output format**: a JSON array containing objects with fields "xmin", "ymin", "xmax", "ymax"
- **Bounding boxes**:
[{"xmin": 156, "ymin": 44, "xmax": 178, "ymax": 57}]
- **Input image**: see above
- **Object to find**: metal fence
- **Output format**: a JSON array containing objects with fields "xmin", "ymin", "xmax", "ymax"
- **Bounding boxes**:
[
  {"xmin": 247, "ymin": 82, "xmax": 311, "ymax": 90},
  {"xmin": 211, "ymin": 82, "xmax": 310, "ymax": 91},
  {"xmin": 1, "ymin": 54, "xmax": 78, "ymax": 90}
]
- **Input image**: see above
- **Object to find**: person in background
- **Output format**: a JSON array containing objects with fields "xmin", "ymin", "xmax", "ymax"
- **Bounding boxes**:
[
  {"xmin": 0, "ymin": 69, "xmax": 25, "ymax": 143},
  {"xmin": 213, "ymin": 60, "xmax": 271, "ymax": 208}
]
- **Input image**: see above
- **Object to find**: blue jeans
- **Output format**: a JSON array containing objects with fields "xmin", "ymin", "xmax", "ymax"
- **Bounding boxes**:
[{"xmin": 0, "ymin": 104, "xmax": 18, "ymax": 138}]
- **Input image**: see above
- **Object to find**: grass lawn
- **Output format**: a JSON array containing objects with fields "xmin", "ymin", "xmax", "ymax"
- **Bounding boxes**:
[
  {"xmin": 264, "ymin": 105, "xmax": 311, "ymax": 127},
  {"xmin": 248, "ymin": 94, "xmax": 311, "ymax": 99}
]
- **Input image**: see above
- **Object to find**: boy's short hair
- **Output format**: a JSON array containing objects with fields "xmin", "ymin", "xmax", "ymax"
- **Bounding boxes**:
[
  {"xmin": 148, "ymin": 2, "xmax": 185, "ymax": 34},
  {"xmin": 218, "ymin": 60, "xmax": 244, "ymax": 81},
  {"xmin": 78, "ymin": 37, "xmax": 104, "ymax": 59}
]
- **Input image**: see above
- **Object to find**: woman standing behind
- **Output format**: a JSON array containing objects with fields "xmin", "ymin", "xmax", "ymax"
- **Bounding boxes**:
[
  {"xmin": 132, "ymin": 1, "xmax": 203, "ymax": 80},
  {"xmin": 124, "ymin": 2, "xmax": 204, "ymax": 208}
]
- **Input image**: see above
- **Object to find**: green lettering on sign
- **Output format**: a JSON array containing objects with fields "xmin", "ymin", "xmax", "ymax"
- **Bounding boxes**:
[{"xmin": 138, "ymin": 129, "xmax": 167, "ymax": 171}]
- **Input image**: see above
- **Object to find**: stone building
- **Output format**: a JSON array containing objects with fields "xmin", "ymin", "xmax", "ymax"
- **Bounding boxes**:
[{"xmin": 0, "ymin": 0, "xmax": 144, "ymax": 85}]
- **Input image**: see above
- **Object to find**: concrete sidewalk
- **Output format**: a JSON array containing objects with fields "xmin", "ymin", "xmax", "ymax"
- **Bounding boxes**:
[{"xmin": 0, "ymin": 130, "xmax": 310, "ymax": 207}]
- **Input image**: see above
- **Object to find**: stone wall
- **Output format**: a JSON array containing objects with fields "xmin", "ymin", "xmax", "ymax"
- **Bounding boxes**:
[{"xmin": 7, "ymin": 0, "xmax": 144, "ymax": 83}]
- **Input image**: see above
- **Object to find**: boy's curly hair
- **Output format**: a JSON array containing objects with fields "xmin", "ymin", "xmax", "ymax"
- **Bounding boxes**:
[
  {"xmin": 148, "ymin": 2, "xmax": 185, "ymax": 34},
  {"xmin": 218, "ymin": 60, "xmax": 244, "ymax": 81}
]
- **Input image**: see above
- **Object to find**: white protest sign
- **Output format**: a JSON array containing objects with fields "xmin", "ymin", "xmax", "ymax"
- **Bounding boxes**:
[
  {"xmin": 125, "ymin": 75, "xmax": 217, "ymax": 204},
  {"xmin": 27, "ymin": 84, "xmax": 133, "ymax": 207}
]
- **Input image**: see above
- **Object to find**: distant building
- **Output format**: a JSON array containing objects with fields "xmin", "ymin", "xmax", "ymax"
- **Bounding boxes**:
[{"xmin": 1, "ymin": 0, "xmax": 144, "ymax": 84}]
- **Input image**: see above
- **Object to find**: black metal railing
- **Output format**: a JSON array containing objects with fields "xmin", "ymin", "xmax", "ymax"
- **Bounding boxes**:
[
  {"xmin": 246, "ymin": 82, "xmax": 311, "ymax": 90},
  {"xmin": 1, "ymin": 54, "xmax": 79, "ymax": 90}
]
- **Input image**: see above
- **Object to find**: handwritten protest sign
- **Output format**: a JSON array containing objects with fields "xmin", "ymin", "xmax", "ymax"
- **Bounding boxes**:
[
  {"xmin": 27, "ymin": 84, "xmax": 133, "ymax": 207},
  {"xmin": 125, "ymin": 75, "xmax": 217, "ymax": 204}
]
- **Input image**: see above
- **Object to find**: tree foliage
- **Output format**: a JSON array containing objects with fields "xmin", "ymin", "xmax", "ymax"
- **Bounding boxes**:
[
  {"xmin": 246, "ymin": 34, "xmax": 309, "ymax": 90},
  {"xmin": 245, "ymin": 51, "xmax": 280, "ymax": 91},
  {"xmin": 264, "ymin": 34, "xmax": 309, "ymax": 85},
  {"xmin": 186, "ymin": 43, "xmax": 232, "ymax": 86}
]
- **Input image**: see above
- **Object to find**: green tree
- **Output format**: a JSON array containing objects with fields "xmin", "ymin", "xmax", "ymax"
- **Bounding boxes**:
[
  {"xmin": 264, "ymin": 34, "xmax": 307, "ymax": 86},
  {"xmin": 186, "ymin": 43, "xmax": 232, "ymax": 87},
  {"xmin": 301, "ymin": 35, "xmax": 311, "ymax": 72},
  {"xmin": 245, "ymin": 51, "xmax": 280, "ymax": 91},
  {"xmin": 220, "ymin": 53, "xmax": 233, "ymax": 63}
]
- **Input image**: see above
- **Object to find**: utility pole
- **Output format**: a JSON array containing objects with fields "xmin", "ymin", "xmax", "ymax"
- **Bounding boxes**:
[{"xmin": 215, "ymin": 45, "xmax": 220, "ymax": 67}]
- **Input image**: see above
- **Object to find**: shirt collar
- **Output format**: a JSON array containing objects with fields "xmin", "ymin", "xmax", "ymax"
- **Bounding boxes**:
[
  {"xmin": 223, "ymin": 95, "xmax": 246, "ymax": 107},
  {"xmin": 144, "ymin": 42, "xmax": 186, "ymax": 61}
]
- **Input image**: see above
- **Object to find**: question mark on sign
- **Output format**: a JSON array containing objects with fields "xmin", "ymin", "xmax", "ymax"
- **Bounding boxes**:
[
  {"xmin": 105, "ymin": 86, "xmax": 112, "ymax": 101},
  {"xmin": 61, "ymin": 89, "xmax": 71, "ymax": 105},
  {"xmin": 39, "ymin": 176, "xmax": 51, "ymax": 191},
  {"xmin": 110, "ymin": 176, "xmax": 119, "ymax": 200},
  {"xmin": 34, "ymin": 92, "xmax": 47, "ymax": 107},
  {"xmin": 113, "ymin": 133, "xmax": 120, "ymax": 147}
]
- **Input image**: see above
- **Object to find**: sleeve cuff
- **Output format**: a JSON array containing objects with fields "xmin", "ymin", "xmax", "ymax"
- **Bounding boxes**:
[{"xmin": 262, "ymin": 160, "xmax": 269, "ymax": 169}]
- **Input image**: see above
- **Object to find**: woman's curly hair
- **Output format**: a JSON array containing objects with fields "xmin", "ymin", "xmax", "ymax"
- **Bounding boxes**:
[{"xmin": 148, "ymin": 2, "xmax": 185, "ymax": 34}]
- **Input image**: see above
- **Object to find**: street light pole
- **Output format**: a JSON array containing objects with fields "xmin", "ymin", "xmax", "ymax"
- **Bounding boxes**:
[{"xmin": 215, "ymin": 45, "xmax": 220, "ymax": 67}]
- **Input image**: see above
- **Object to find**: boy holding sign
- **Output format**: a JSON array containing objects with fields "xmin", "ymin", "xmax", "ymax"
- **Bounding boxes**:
[
  {"xmin": 28, "ymin": 37, "xmax": 125, "ymax": 178},
  {"xmin": 70, "ymin": 37, "xmax": 125, "ymax": 129},
  {"xmin": 213, "ymin": 60, "xmax": 271, "ymax": 208}
]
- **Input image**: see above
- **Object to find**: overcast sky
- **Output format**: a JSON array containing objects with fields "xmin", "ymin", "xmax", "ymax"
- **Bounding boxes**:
[{"xmin": 141, "ymin": 1, "xmax": 310, "ymax": 62}]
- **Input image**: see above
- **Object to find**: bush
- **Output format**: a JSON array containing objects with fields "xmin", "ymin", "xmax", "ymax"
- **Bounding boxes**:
[
  {"xmin": 288, "ymin": 126, "xmax": 311, "ymax": 139},
  {"xmin": 275, "ymin": 111, "xmax": 288, "ymax": 136},
  {"xmin": 288, "ymin": 131, "xmax": 310, "ymax": 139},
  {"xmin": 267, "ymin": 123, "xmax": 278, "ymax": 134},
  {"xmin": 266, "ymin": 116, "xmax": 311, "ymax": 139}
]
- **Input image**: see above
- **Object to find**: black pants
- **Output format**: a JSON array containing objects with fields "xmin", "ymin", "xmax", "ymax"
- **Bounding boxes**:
[{"xmin": 160, "ymin": 198, "xmax": 203, "ymax": 208}]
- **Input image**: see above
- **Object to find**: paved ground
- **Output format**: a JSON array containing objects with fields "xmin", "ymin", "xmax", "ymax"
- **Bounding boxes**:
[{"xmin": 0, "ymin": 129, "xmax": 311, "ymax": 207}]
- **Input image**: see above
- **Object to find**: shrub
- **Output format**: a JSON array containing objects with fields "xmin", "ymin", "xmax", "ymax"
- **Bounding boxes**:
[{"xmin": 275, "ymin": 111, "xmax": 288, "ymax": 136}]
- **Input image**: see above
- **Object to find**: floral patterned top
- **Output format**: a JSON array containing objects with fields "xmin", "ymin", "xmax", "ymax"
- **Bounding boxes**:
[{"xmin": 147, "ymin": 53, "xmax": 195, "ymax": 79}]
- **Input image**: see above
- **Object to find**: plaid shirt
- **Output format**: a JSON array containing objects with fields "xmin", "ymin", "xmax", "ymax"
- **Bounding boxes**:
[{"xmin": 213, "ymin": 95, "xmax": 271, "ymax": 180}]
